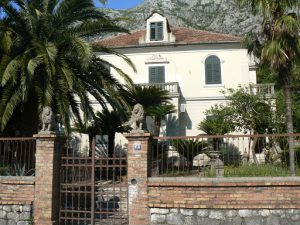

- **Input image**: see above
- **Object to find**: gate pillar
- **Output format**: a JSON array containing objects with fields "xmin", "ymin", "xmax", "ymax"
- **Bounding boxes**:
[
  {"xmin": 125, "ymin": 132, "xmax": 152, "ymax": 225},
  {"xmin": 33, "ymin": 133, "xmax": 64, "ymax": 225}
]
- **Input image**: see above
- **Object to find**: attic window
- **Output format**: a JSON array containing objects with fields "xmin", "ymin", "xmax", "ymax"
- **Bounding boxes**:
[{"xmin": 150, "ymin": 22, "xmax": 163, "ymax": 41}]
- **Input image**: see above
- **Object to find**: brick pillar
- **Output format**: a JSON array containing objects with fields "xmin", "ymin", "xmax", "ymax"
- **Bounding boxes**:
[
  {"xmin": 125, "ymin": 132, "xmax": 152, "ymax": 225},
  {"xmin": 33, "ymin": 133, "xmax": 64, "ymax": 225}
]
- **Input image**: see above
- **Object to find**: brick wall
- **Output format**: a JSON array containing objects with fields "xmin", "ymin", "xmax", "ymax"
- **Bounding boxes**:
[
  {"xmin": 125, "ymin": 132, "xmax": 152, "ymax": 225},
  {"xmin": 33, "ymin": 133, "xmax": 63, "ymax": 225},
  {"xmin": 0, "ymin": 177, "xmax": 34, "ymax": 205},
  {"xmin": 148, "ymin": 177, "xmax": 300, "ymax": 225},
  {"xmin": 0, "ymin": 176, "xmax": 34, "ymax": 224},
  {"xmin": 148, "ymin": 177, "xmax": 300, "ymax": 209}
]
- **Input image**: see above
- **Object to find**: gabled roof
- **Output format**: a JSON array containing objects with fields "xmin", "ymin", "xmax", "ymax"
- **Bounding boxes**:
[
  {"xmin": 145, "ymin": 10, "xmax": 164, "ymax": 21},
  {"xmin": 93, "ymin": 27, "xmax": 241, "ymax": 49},
  {"xmin": 145, "ymin": 11, "xmax": 171, "ymax": 32}
]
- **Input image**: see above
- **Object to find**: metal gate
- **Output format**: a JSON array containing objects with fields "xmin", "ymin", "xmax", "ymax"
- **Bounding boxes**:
[{"xmin": 59, "ymin": 138, "xmax": 128, "ymax": 225}]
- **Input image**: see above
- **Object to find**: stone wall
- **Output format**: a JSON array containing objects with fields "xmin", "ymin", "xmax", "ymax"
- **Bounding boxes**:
[
  {"xmin": 0, "ymin": 177, "xmax": 34, "ymax": 225},
  {"xmin": 0, "ymin": 204, "xmax": 32, "ymax": 225},
  {"xmin": 150, "ymin": 208, "xmax": 300, "ymax": 225}
]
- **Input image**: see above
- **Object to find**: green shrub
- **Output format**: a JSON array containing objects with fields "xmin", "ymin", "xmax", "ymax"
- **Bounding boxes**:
[
  {"xmin": 220, "ymin": 143, "xmax": 241, "ymax": 166},
  {"xmin": 0, "ymin": 165, "xmax": 9, "ymax": 175},
  {"xmin": 171, "ymin": 139, "xmax": 208, "ymax": 166},
  {"xmin": 224, "ymin": 163, "xmax": 291, "ymax": 177},
  {"xmin": 281, "ymin": 147, "xmax": 300, "ymax": 167}
]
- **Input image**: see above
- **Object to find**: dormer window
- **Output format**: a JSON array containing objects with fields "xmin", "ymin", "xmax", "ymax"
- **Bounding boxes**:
[
  {"xmin": 150, "ymin": 22, "xmax": 163, "ymax": 41},
  {"xmin": 139, "ymin": 12, "xmax": 175, "ymax": 44}
]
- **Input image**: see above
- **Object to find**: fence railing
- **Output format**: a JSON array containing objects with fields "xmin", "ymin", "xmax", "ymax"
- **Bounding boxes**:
[
  {"xmin": 150, "ymin": 133, "xmax": 300, "ymax": 177},
  {"xmin": 0, "ymin": 138, "xmax": 36, "ymax": 176},
  {"xmin": 138, "ymin": 82, "xmax": 180, "ymax": 96},
  {"xmin": 60, "ymin": 139, "xmax": 128, "ymax": 225},
  {"xmin": 250, "ymin": 83, "xmax": 275, "ymax": 97}
]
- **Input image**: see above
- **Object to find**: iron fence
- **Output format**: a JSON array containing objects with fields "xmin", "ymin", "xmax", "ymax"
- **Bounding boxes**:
[
  {"xmin": 151, "ymin": 133, "xmax": 300, "ymax": 177},
  {"xmin": 59, "ymin": 138, "xmax": 128, "ymax": 225},
  {"xmin": 0, "ymin": 137, "xmax": 36, "ymax": 176}
]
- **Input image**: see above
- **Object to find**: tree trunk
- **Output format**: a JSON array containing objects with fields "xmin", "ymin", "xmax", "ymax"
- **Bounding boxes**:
[
  {"xmin": 107, "ymin": 132, "xmax": 115, "ymax": 158},
  {"xmin": 154, "ymin": 117, "xmax": 161, "ymax": 137},
  {"xmin": 283, "ymin": 83, "xmax": 295, "ymax": 175},
  {"xmin": 88, "ymin": 134, "xmax": 94, "ymax": 157},
  {"xmin": 251, "ymin": 136, "xmax": 259, "ymax": 165}
]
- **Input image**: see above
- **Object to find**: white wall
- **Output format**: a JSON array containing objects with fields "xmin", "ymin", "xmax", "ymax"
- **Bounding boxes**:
[{"xmin": 97, "ymin": 43, "xmax": 255, "ymax": 136}]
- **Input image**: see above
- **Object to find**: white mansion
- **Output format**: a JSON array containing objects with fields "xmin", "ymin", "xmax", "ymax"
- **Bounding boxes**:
[{"xmin": 93, "ymin": 12, "xmax": 272, "ymax": 137}]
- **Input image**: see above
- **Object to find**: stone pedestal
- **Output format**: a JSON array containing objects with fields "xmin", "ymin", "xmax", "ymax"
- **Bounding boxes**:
[
  {"xmin": 125, "ymin": 132, "xmax": 152, "ymax": 225},
  {"xmin": 33, "ymin": 133, "xmax": 64, "ymax": 225}
]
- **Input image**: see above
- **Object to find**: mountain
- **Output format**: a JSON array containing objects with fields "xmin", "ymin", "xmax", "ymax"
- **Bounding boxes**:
[{"xmin": 103, "ymin": 0, "xmax": 262, "ymax": 37}]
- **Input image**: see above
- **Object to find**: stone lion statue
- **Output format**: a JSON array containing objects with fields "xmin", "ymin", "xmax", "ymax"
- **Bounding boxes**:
[
  {"xmin": 124, "ymin": 104, "xmax": 145, "ymax": 132},
  {"xmin": 40, "ymin": 106, "xmax": 55, "ymax": 132}
]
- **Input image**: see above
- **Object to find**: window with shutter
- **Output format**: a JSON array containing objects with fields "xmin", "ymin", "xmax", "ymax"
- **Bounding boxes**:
[
  {"xmin": 205, "ymin": 56, "xmax": 221, "ymax": 85},
  {"xmin": 149, "ymin": 66, "xmax": 165, "ymax": 83},
  {"xmin": 150, "ymin": 22, "xmax": 164, "ymax": 41}
]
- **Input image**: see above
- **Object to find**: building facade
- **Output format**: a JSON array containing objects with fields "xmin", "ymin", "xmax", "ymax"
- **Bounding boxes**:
[{"xmin": 94, "ymin": 12, "xmax": 258, "ymax": 136}]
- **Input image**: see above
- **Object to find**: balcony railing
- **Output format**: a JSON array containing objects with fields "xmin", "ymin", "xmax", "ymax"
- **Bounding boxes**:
[
  {"xmin": 138, "ymin": 82, "xmax": 275, "ymax": 98},
  {"xmin": 138, "ymin": 82, "xmax": 180, "ymax": 96},
  {"xmin": 250, "ymin": 83, "xmax": 275, "ymax": 97}
]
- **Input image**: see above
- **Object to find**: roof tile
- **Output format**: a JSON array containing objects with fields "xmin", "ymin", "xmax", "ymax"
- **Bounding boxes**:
[{"xmin": 93, "ymin": 27, "xmax": 241, "ymax": 48}]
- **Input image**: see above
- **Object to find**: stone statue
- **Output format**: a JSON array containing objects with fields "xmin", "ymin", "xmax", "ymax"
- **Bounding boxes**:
[
  {"xmin": 40, "ymin": 106, "xmax": 55, "ymax": 133},
  {"xmin": 124, "ymin": 103, "xmax": 145, "ymax": 132}
]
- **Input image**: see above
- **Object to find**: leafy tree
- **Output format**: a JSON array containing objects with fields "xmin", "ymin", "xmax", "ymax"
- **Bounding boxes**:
[
  {"xmin": 198, "ymin": 104, "xmax": 235, "ymax": 150},
  {"xmin": 198, "ymin": 104, "xmax": 234, "ymax": 135},
  {"xmin": 223, "ymin": 87, "xmax": 275, "ymax": 134},
  {"xmin": 236, "ymin": 0, "xmax": 300, "ymax": 174},
  {"xmin": 0, "ymin": 0, "xmax": 132, "ymax": 134},
  {"xmin": 225, "ymin": 87, "xmax": 276, "ymax": 163},
  {"xmin": 199, "ymin": 86, "xmax": 276, "ymax": 163}
]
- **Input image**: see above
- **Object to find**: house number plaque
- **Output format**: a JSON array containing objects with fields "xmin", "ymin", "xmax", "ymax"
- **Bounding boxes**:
[{"xmin": 133, "ymin": 141, "xmax": 142, "ymax": 151}]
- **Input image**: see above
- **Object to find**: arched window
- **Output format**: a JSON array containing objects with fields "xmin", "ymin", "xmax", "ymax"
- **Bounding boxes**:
[{"xmin": 205, "ymin": 55, "xmax": 221, "ymax": 85}]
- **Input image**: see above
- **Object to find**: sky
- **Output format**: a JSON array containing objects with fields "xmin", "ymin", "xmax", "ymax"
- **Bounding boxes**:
[
  {"xmin": 0, "ymin": 0, "xmax": 146, "ymax": 18},
  {"xmin": 94, "ymin": 0, "xmax": 145, "ymax": 9}
]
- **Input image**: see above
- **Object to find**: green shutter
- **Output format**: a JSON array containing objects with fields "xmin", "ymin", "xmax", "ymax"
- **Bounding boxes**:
[
  {"xmin": 205, "ymin": 56, "xmax": 221, "ymax": 84},
  {"xmin": 213, "ymin": 63, "xmax": 221, "ymax": 83},
  {"xmin": 206, "ymin": 63, "xmax": 213, "ymax": 84},
  {"xmin": 150, "ymin": 23, "xmax": 156, "ymax": 41},
  {"xmin": 157, "ymin": 22, "xmax": 163, "ymax": 41},
  {"xmin": 149, "ymin": 67, "xmax": 157, "ymax": 83},
  {"xmin": 150, "ymin": 22, "xmax": 164, "ymax": 41},
  {"xmin": 149, "ymin": 66, "xmax": 165, "ymax": 83}
]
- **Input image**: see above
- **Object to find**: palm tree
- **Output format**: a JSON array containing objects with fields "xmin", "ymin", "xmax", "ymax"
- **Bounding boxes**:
[
  {"xmin": 148, "ymin": 104, "xmax": 176, "ymax": 136},
  {"xmin": 96, "ymin": 109, "xmax": 128, "ymax": 157},
  {"xmin": 72, "ymin": 119, "xmax": 100, "ymax": 156},
  {"xmin": 73, "ymin": 108, "xmax": 128, "ymax": 157},
  {"xmin": 0, "ymin": 0, "xmax": 133, "ymax": 134},
  {"xmin": 121, "ymin": 84, "xmax": 176, "ymax": 136},
  {"xmin": 236, "ymin": 0, "xmax": 300, "ymax": 175}
]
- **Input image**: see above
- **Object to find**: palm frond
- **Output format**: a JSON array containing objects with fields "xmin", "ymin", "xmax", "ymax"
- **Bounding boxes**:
[{"xmin": 0, "ymin": 85, "xmax": 22, "ymax": 131}]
